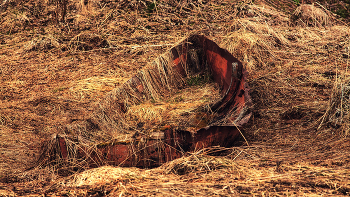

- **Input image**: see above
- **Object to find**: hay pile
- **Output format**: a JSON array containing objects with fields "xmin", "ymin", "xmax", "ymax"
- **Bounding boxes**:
[
  {"xmin": 319, "ymin": 69, "xmax": 350, "ymax": 136},
  {"xmin": 23, "ymin": 35, "xmax": 60, "ymax": 52},
  {"xmin": 62, "ymin": 166, "xmax": 143, "ymax": 187},
  {"xmin": 125, "ymin": 83, "xmax": 220, "ymax": 132},
  {"xmin": 327, "ymin": 84, "xmax": 350, "ymax": 135},
  {"xmin": 291, "ymin": 4, "xmax": 330, "ymax": 27}
]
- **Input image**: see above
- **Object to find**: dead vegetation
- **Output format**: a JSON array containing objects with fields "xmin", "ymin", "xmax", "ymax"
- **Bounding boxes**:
[
  {"xmin": 1, "ymin": 0, "xmax": 350, "ymax": 196},
  {"xmin": 291, "ymin": 3, "xmax": 330, "ymax": 27},
  {"xmin": 318, "ymin": 41, "xmax": 350, "ymax": 136}
]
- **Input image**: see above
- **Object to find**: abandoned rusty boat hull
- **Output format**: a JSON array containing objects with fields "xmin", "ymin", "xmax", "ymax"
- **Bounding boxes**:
[{"xmin": 49, "ymin": 34, "xmax": 252, "ymax": 168}]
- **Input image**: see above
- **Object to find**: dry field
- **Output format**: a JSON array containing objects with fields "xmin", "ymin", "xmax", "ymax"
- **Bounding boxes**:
[{"xmin": 0, "ymin": 0, "xmax": 350, "ymax": 196}]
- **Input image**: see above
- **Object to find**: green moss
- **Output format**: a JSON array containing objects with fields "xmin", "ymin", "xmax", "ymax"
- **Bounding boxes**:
[
  {"xmin": 145, "ymin": 1, "xmax": 157, "ymax": 16},
  {"xmin": 336, "ymin": 8, "xmax": 350, "ymax": 18},
  {"xmin": 186, "ymin": 74, "xmax": 212, "ymax": 86},
  {"xmin": 53, "ymin": 87, "xmax": 67, "ymax": 93},
  {"xmin": 173, "ymin": 96, "xmax": 184, "ymax": 102}
]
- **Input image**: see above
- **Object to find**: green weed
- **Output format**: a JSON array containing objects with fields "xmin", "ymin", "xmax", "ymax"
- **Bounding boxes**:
[
  {"xmin": 186, "ymin": 74, "xmax": 212, "ymax": 86},
  {"xmin": 292, "ymin": 0, "xmax": 300, "ymax": 6}
]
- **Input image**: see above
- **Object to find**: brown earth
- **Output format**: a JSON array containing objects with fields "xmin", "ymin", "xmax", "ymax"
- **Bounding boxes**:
[{"xmin": 0, "ymin": 0, "xmax": 350, "ymax": 196}]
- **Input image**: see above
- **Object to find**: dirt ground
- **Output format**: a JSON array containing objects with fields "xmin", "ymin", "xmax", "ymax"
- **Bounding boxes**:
[{"xmin": 1, "ymin": 0, "xmax": 350, "ymax": 196}]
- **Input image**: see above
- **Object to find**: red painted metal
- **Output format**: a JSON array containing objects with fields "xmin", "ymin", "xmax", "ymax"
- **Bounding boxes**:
[
  {"xmin": 57, "ymin": 135, "xmax": 68, "ymax": 160},
  {"xmin": 54, "ymin": 35, "xmax": 252, "ymax": 168}
]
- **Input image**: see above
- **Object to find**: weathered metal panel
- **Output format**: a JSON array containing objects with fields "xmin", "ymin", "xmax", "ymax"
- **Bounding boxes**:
[{"xmin": 55, "ymin": 35, "xmax": 252, "ymax": 168}]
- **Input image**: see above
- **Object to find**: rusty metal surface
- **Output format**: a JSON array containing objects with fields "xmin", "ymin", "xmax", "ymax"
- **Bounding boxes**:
[{"xmin": 55, "ymin": 34, "xmax": 252, "ymax": 168}]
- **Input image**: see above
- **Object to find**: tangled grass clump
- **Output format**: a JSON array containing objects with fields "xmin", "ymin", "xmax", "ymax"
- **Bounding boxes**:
[{"xmin": 291, "ymin": 4, "xmax": 330, "ymax": 27}]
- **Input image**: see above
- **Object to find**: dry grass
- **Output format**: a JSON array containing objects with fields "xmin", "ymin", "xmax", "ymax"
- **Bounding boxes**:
[
  {"xmin": 318, "ymin": 40, "xmax": 350, "ymax": 136},
  {"xmin": 1, "ymin": 0, "xmax": 350, "ymax": 196},
  {"xmin": 62, "ymin": 166, "xmax": 143, "ymax": 187},
  {"xmin": 23, "ymin": 34, "xmax": 60, "ymax": 52},
  {"xmin": 125, "ymin": 83, "xmax": 220, "ymax": 132},
  {"xmin": 27, "ymin": 146, "xmax": 350, "ymax": 196},
  {"xmin": 68, "ymin": 31, "xmax": 110, "ymax": 52},
  {"xmin": 291, "ymin": 4, "xmax": 330, "ymax": 27},
  {"xmin": 69, "ymin": 76, "xmax": 129, "ymax": 100}
]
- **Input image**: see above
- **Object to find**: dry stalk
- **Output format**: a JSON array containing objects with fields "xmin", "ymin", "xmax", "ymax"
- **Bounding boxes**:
[{"xmin": 291, "ymin": 4, "xmax": 330, "ymax": 27}]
